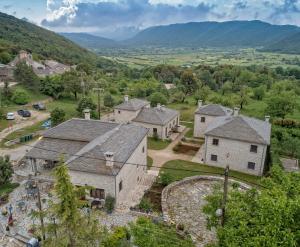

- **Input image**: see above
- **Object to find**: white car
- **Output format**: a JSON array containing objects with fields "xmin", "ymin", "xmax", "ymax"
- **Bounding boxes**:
[{"xmin": 6, "ymin": 112, "xmax": 15, "ymax": 120}]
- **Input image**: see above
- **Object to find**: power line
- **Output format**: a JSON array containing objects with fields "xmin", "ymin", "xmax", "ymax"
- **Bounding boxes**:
[{"xmin": 2, "ymin": 137, "xmax": 267, "ymax": 189}]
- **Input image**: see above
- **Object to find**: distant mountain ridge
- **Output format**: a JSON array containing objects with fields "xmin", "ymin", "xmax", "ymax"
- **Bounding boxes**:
[
  {"xmin": 61, "ymin": 20, "xmax": 300, "ymax": 54},
  {"xmin": 60, "ymin": 33, "xmax": 118, "ymax": 49},
  {"xmin": 126, "ymin": 20, "xmax": 300, "ymax": 48}
]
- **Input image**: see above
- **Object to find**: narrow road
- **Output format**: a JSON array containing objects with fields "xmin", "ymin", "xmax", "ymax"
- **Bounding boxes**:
[{"xmin": 148, "ymin": 128, "xmax": 193, "ymax": 171}]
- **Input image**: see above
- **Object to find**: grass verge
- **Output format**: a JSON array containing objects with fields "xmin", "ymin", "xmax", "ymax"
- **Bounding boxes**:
[
  {"xmin": 148, "ymin": 137, "xmax": 171, "ymax": 150},
  {"xmin": 0, "ymin": 183, "xmax": 19, "ymax": 196}
]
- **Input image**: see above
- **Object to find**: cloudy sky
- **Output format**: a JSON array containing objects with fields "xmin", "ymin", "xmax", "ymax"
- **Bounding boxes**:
[{"xmin": 1, "ymin": 0, "xmax": 300, "ymax": 39}]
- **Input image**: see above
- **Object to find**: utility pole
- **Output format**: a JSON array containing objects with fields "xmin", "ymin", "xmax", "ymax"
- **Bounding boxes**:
[
  {"xmin": 93, "ymin": 87, "xmax": 103, "ymax": 120},
  {"xmin": 221, "ymin": 165, "xmax": 229, "ymax": 226},
  {"xmin": 36, "ymin": 181, "xmax": 46, "ymax": 240}
]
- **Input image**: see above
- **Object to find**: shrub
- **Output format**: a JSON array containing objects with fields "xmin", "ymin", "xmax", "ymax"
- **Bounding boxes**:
[
  {"xmin": 138, "ymin": 198, "xmax": 153, "ymax": 213},
  {"xmin": 50, "ymin": 108, "xmax": 66, "ymax": 127},
  {"xmin": 159, "ymin": 172, "xmax": 173, "ymax": 186},
  {"xmin": 103, "ymin": 93, "xmax": 115, "ymax": 107},
  {"xmin": 11, "ymin": 89, "xmax": 29, "ymax": 105},
  {"xmin": 104, "ymin": 195, "xmax": 115, "ymax": 214},
  {"xmin": 148, "ymin": 92, "xmax": 168, "ymax": 107}
]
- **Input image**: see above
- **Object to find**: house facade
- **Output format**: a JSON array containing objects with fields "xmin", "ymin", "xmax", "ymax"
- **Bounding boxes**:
[
  {"xmin": 203, "ymin": 114, "xmax": 271, "ymax": 176},
  {"xmin": 25, "ymin": 114, "xmax": 148, "ymax": 206},
  {"xmin": 114, "ymin": 96, "xmax": 150, "ymax": 123},
  {"xmin": 114, "ymin": 96, "xmax": 180, "ymax": 140},
  {"xmin": 194, "ymin": 100, "xmax": 233, "ymax": 138}
]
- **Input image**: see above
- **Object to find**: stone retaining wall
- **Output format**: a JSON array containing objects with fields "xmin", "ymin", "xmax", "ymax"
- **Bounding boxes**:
[{"xmin": 161, "ymin": 175, "xmax": 251, "ymax": 222}]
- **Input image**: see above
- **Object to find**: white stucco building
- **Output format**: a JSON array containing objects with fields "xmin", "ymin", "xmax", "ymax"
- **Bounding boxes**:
[
  {"xmin": 194, "ymin": 100, "xmax": 233, "ymax": 138},
  {"xmin": 114, "ymin": 96, "xmax": 180, "ymax": 140},
  {"xmin": 203, "ymin": 113, "xmax": 271, "ymax": 176},
  {"xmin": 25, "ymin": 115, "xmax": 148, "ymax": 206}
]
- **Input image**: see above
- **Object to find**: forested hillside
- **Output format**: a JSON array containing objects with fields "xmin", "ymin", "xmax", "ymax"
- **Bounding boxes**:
[
  {"xmin": 262, "ymin": 32, "xmax": 300, "ymax": 54},
  {"xmin": 0, "ymin": 12, "xmax": 99, "ymax": 65},
  {"xmin": 125, "ymin": 20, "xmax": 300, "ymax": 48}
]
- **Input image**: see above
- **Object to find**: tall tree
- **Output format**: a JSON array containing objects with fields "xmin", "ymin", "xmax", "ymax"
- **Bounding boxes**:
[
  {"xmin": 50, "ymin": 108, "xmax": 66, "ymax": 127},
  {"xmin": 179, "ymin": 70, "xmax": 198, "ymax": 101},
  {"xmin": 0, "ymin": 155, "xmax": 13, "ymax": 185},
  {"xmin": 13, "ymin": 61, "xmax": 39, "ymax": 89}
]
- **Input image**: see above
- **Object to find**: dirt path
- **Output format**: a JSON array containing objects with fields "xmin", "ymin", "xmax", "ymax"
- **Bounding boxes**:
[
  {"xmin": 0, "ymin": 110, "xmax": 49, "ymax": 142},
  {"xmin": 148, "ymin": 128, "xmax": 193, "ymax": 171}
]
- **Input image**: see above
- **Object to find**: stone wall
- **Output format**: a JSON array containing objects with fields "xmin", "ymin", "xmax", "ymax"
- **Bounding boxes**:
[{"xmin": 161, "ymin": 175, "xmax": 251, "ymax": 222}]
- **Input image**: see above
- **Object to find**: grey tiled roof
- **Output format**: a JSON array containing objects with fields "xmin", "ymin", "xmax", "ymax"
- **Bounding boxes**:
[
  {"xmin": 195, "ymin": 104, "xmax": 233, "ymax": 116},
  {"xmin": 26, "ymin": 119, "xmax": 148, "ymax": 176},
  {"xmin": 43, "ymin": 119, "xmax": 119, "ymax": 142},
  {"xmin": 205, "ymin": 115, "xmax": 271, "ymax": 145},
  {"xmin": 133, "ymin": 107, "xmax": 179, "ymax": 126},
  {"xmin": 114, "ymin": 98, "xmax": 149, "ymax": 111}
]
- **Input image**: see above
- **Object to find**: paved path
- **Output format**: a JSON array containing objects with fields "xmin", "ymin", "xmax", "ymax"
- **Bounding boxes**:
[{"xmin": 148, "ymin": 128, "xmax": 193, "ymax": 171}]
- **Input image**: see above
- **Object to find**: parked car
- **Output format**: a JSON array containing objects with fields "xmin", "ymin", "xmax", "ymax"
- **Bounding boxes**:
[
  {"xmin": 6, "ymin": 112, "xmax": 15, "ymax": 120},
  {"xmin": 32, "ymin": 102, "xmax": 46, "ymax": 110},
  {"xmin": 17, "ymin": 109, "xmax": 31, "ymax": 117}
]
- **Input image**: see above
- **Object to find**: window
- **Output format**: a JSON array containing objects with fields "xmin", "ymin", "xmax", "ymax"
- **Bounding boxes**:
[
  {"xmin": 142, "ymin": 146, "xmax": 145, "ymax": 153},
  {"xmin": 153, "ymin": 128, "xmax": 157, "ymax": 134},
  {"xmin": 250, "ymin": 145, "xmax": 258, "ymax": 153},
  {"xmin": 118, "ymin": 110, "xmax": 121, "ymax": 114},
  {"xmin": 90, "ymin": 189, "xmax": 105, "ymax": 199},
  {"xmin": 248, "ymin": 162, "xmax": 256, "ymax": 170},
  {"xmin": 119, "ymin": 181, "xmax": 123, "ymax": 192},
  {"xmin": 201, "ymin": 117, "xmax": 206, "ymax": 123},
  {"xmin": 212, "ymin": 138, "xmax": 219, "ymax": 146},
  {"xmin": 211, "ymin": 154, "xmax": 218, "ymax": 161}
]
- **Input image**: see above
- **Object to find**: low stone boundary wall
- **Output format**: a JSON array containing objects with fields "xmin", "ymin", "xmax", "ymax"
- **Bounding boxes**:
[{"xmin": 161, "ymin": 175, "xmax": 251, "ymax": 222}]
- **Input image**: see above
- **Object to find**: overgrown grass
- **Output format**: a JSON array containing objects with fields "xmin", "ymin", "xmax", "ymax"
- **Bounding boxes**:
[
  {"xmin": 167, "ymin": 102, "xmax": 196, "ymax": 122},
  {"xmin": 148, "ymin": 137, "xmax": 171, "ymax": 150},
  {"xmin": 0, "ymin": 183, "xmax": 19, "ymax": 196},
  {"xmin": 47, "ymin": 98, "xmax": 78, "ymax": 119},
  {"xmin": 160, "ymin": 160, "xmax": 261, "ymax": 186}
]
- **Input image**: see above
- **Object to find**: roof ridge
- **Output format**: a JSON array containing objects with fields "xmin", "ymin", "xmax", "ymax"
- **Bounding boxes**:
[
  {"xmin": 239, "ymin": 116, "xmax": 266, "ymax": 142},
  {"xmin": 66, "ymin": 124, "xmax": 122, "ymax": 164}
]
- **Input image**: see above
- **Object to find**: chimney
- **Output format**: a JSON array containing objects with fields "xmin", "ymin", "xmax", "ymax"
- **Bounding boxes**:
[
  {"xmin": 157, "ymin": 103, "xmax": 161, "ymax": 110},
  {"xmin": 105, "ymin": 152, "xmax": 114, "ymax": 167},
  {"xmin": 233, "ymin": 107, "xmax": 239, "ymax": 117},
  {"xmin": 83, "ymin": 109, "xmax": 90, "ymax": 120},
  {"xmin": 265, "ymin": 116, "xmax": 270, "ymax": 123},
  {"xmin": 198, "ymin": 100, "xmax": 203, "ymax": 108},
  {"xmin": 124, "ymin": 95, "xmax": 129, "ymax": 102}
]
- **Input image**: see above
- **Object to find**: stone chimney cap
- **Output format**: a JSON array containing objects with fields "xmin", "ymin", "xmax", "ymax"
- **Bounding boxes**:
[
  {"xmin": 198, "ymin": 100, "xmax": 203, "ymax": 108},
  {"xmin": 233, "ymin": 107, "xmax": 240, "ymax": 116},
  {"xmin": 83, "ymin": 109, "xmax": 90, "ymax": 113},
  {"xmin": 265, "ymin": 116, "xmax": 270, "ymax": 122},
  {"xmin": 124, "ymin": 95, "xmax": 129, "ymax": 102}
]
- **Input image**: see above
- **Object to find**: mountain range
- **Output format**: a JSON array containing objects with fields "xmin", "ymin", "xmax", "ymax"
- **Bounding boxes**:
[{"xmin": 61, "ymin": 20, "xmax": 300, "ymax": 54}]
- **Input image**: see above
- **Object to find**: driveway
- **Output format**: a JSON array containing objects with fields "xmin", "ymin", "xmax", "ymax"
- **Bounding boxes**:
[
  {"xmin": 148, "ymin": 128, "xmax": 193, "ymax": 171},
  {"xmin": 0, "ymin": 110, "xmax": 49, "ymax": 143}
]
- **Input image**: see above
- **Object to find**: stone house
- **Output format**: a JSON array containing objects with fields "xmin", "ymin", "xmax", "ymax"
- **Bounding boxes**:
[
  {"xmin": 0, "ymin": 64, "xmax": 14, "ymax": 81},
  {"xmin": 194, "ymin": 100, "xmax": 233, "ymax": 138},
  {"xmin": 25, "ymin": 113, "xmax": 148, "ymax": 206},
  {"xmin": 114, "ymin": 96, "xmax": 150, "ymax": 123},
  {"xmin": 114, "ymin": 96, "xmax": 180, "ymax": 140},
  {"xmin": 203, "ymin": 112, "xmax": 271, "ymax": 176}
]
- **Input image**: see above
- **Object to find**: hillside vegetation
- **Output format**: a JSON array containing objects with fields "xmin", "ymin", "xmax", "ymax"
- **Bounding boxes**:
[
  {"xmin": 0, "ymin": 12, "xmax": 99, "ymax": 65},
  {"xmin": 262, "ymin": 32, "xmax": 300, "ymax": 54}
]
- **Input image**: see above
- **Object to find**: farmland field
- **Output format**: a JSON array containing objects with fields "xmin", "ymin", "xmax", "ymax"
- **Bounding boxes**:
[{"xmin": 100, "ymin": 47, "xmax": 300, "ymax": 69}]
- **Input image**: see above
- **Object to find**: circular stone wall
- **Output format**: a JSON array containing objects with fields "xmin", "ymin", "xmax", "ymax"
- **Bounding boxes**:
[{"xmin": 161, "ymin": 176, "xmax": 250, "ymax": 247}]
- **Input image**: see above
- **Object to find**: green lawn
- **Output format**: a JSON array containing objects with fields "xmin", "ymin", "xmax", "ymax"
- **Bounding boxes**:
[
  {"xmin": 160, "ymin": 160, "xmax": 261, "ymax": 186},
  {"xmin": 47, "ymin": 98, "xmax": 78, "ymax": 119},
  {"xmin": 0, "ymin": 120, "xmax": 45, "ymax": 148},
  {"xmin": 148, "ymin": 137, "xmax": 171, "ymax": 150},
  {"xmin": 0, "ymin": 183, "xmax": 19, "ymax": 196},
  {"xmin": 167, "ymin": 102, "xmax": 196, "ymax": 122}
]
